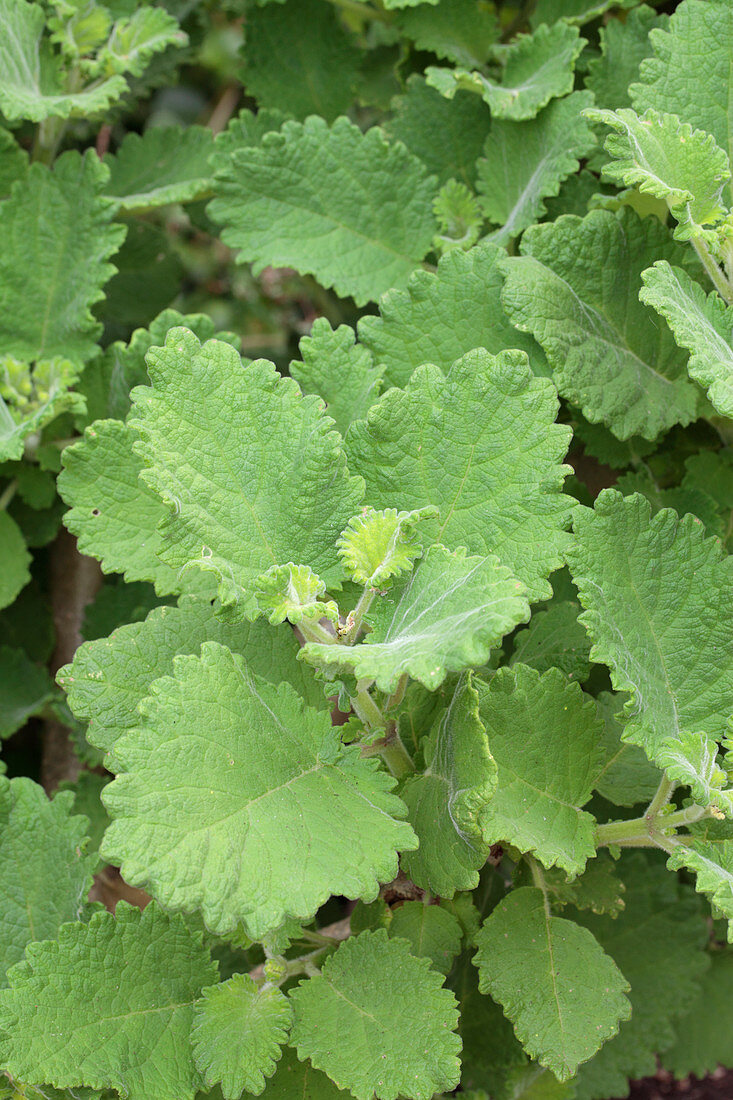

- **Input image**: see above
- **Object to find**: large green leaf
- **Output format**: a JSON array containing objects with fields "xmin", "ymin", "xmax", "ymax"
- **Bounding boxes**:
[
  {"xmin": 104, "ymin": 126, "xmax": 215, "ymax": 211},
  {"xmin": 395, "ymin": 0, "xmax": 498, "ymax": 68},
  {"xmin": 346, "ymin": 348, "xmax": 572, "ymax": 601},
  {"xmin": 585, "ymin": 5, "xmax": 668, "ymax": 111},
  {"xmin": 102, "ymin": 643, "xmax": 416, "ymax": 938},
  {"xmin": 129, "ymin": 327, "xmax": 364, "ymax": 618},
  {"xmin": 0, "ymin": 904, "xmax": 216, "ymax": 1100},
  {"xmin": 208, "ymin": 117, "xmax": 438, "ymax": 305},
  {"xmin": 667, "ymin": 840, "xmax": 733, "ymax": 942},
  {"xmin": 661, "ymin": 951, "xmax": 733, "ymax": 1080}
]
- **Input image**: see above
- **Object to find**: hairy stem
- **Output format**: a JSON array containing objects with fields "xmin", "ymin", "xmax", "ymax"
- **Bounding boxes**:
[{"xmin": 0, "ymin": 479, "xmax": 18, "ymax": 511}]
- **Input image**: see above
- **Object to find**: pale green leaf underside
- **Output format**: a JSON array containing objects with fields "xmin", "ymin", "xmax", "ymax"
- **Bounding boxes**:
[
  {"xmin": 640, "ymin": 261, "xmax": 733, "ymax": 420},
  {"xmin": 346, "ymin": 348, "xmax": 572, "ymax": 602},
  {"xmin": 302, "ymin": 545, "xmax": 529, "ymax": 692},
  {"xmin": 656, "ymin": 731, "xmax": 733, "ymax": 816},
  {"xmin": 476, "ymin": 666, "xmax": 604, "ymax": 875},
  {"xmin": 567, "ymin": 490, "xmax": 733, "ymax": 766},
  {"xmin": 102, "ymin": 643, "xmax": 416, "ymax": 938},
  {"xmin": 289, "ymin": 930, "xmax": 461, "ymax": 1100},
  {"xmin": 474, "ymin": 887, "xmax": 631, "ymax": 1081},
  {"xmin": 667, "ymin": 840, "xmax": 733, "ymax": 942},
  {"xmin": 290, "ymin": 318, "xmax": 383, "ymax": 437},
  {"xmin": 191, "ymin": 975, "xmax": 292, "ymax": 1098},
  {"xmin": 500, "ymin": 208, "xmax": 704, "ymax": 440},
  {"xmin": 0, "ymin": 904, "xmax": 216, "ymax": 1100},
  {"xmin": 208, "ymin": 116, "xmax": 438, "ymax": 305},
  {"xmin": 130, "ymin": 328, "xmax": 364, "ymax": 618},
  {"xmin": 104, "ymin": 126, "xmax": 215, "ymax": 211}
]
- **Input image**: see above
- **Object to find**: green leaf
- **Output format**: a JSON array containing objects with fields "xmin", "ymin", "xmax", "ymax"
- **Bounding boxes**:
[
  {"xmin": 57, "ymin": 772, "xmax": 110, "ymax": 864},
  {"xmin": 337, "ymin": 506, "xmax": 436, "ymax": 588},
  {"xmin": 640, "ymin": 260, "xmax": 733, "ymax": 421},
  {"xmin": 98, "ymin": 5, "xmax": 186, "ymax": 78},
  {"xmin": 210, "ymin": 107, "xmax": 289, "ymax": 173},
  {"xmin": 102, "ymin": 642, "xmax": 416, "ymax": 938},
  {"xmin": 509, "ymin": 601, "xmax": 591, "ymax": 683},
  {"xmin": 302, "ymin": 545, "xmax": 528, "ymax": 692},
  {"xmin": 631, "ymin": 0, "xmax": 733, "ymax": 204},
  {"xmin": 450, "ymin": 950, "xmax": 526, "ymax": 1095},
  {"xmin": 0, "ymin": 0, "xmax": 126, "ymax": 121},
  {"xmin": 0, "ymin": 646, "xmax": 56, "ymax": 737},
  {"xmin": 246, "ymin": 1047, "xmax": 351, "ymax": 1100},
  {"xmin": 656, "ymin": 731, "xmax": 733, "ymax": 816},
  {"xmin": 104, "ymin": 125, "xmax": 215, "ymax": 211},
  {"xmin": 59, "ymin": 419, "xmax": 181, "ymax": 596},
  {"xmin": 208, "ymin": 116, "xmax": 438, "ymax": 306},
  {"xmin": 588, "ymin": 108, "xmax": 730, "ymax": 241},
  {"xmin": 500, "ymin": 208, "xmax": 704, "ymax": 440},
  {"xmin": 474, "ymin": 887, "xmax": 631, "ymax": 1081},
  {"xmin": 0, "ymin": 777, "xmax": 97, "ymax": 985},
  {"xmin": 477, "ymin": 91, "xmax": 596, "ymax": 244},
  {"xmin": 0, "ymin": 511, "xmax": 30, "ymax": 611},
  {"xmin": 534, "ymin": 856, "xmax": 626, "ymax": 918},
  {"xmin": 81, "ymin": 580, "xmax": 168, "ymax": 642},
  {"xmin": 388, "ymin": 902, "xmax": 463, "ymax": 974},
  {"xmin": 585, "ymin": 5, "xmax": 668, "ymax": 112},
  {"xmin": 0, "ymin": 903, "xmax": 216, "ymax": 1099},
  {"xmin": 395, "ymin": 0, "xmax": 498, "ymax": 68},
  {"xmin": 0, "ymin": 357, "xmax": 84, "ymax": 462},
  {"xmin": 129, "ymin": 328, "xmax": 364, "ymax": 618},
  {"xmin": 59, "ymin": 595, "xmax": 326, "ymax": 757},
  {"xmin": 289, "ymin": 318, "xmax": 383, "ymax": 437},
  {"xmin": 289, "ymin": 930, "xmax": 461, "ymax": 1100},
  {"xmin": 594, "ymin": 692, "xmax": 662, "ymax": 808},
  {"xmin": 683, "ymin": 450, "xmax": 733, "ymax": 550},
  {"xmin": 242, "ymin": 0, "xmax": 361, "ymax": 121},
  {"xmin": 388, "ymin": 77, "xmax": 491, "ymax": 189},
  {"xmin": 615, "ymin": 469, "xmax": 724, "ymax": 539},
  {"xmin": 661, "ymin": 950, "xmax": 733, "ymax": 1080},
  {"xmin": 191, "ymin": 975, "xmax": 293, "ymax": 1098},
  {"xmin": 567, "ymin": 491, "xmax": 733, "ymax": 767},
  {"xmin": 667, "ymin": 840, "xmax": 733, "ymax": 942},
  {"xmin": 432, "ymin": 180, "xmax": 482, "ymax": 254},
  {"xmin": 476, "ymin": 666, "xmax": 604, "ymax": 875},
  {"xmin": 346, "ymin": 348, "xmax": 572, "ymax": 601},
  {"xmin": 401, "ymin": 674, "xmax": 496, "ymax": 896},
  {"xmin": 255, "ymin": 564, "xmax": 339, "ymax": 626},
  {"xmin": 531, "ymin": 0, "xmax": 635, "ymax": 26},
  {"xmin": 426, "ymin": 23, "xmax": 584, "ymax": 121},
  {"xmin": 0, "ymin": 151, "xmax": 125, "ymax": 363},
  {"xmin": 0, "ymin": 128, "xmax": 28, "ymax": 196},
  {"xmin": 571, "ymin": 856, "xmax": 710, "ymax": 1100},
  {"xmin": 358, "ymin": 240, "xmax": 548, "ymax": 391}
]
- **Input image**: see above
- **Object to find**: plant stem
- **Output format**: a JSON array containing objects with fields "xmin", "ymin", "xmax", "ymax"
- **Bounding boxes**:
[
  {"xmin": 646, "ymin": 774, "xmax": 676, "ymax": 818},
  {"xmin": 297, "ymin": 618, "xmax": 338, "ymax": 646},
  {"xmin": 351, "ymin": 685, "xmax": 415, "ymax": 778},
  {"xmin": 0, "ymin": 479, "xmax": 18, "ymax": 511},
  {"xmin": 595, "ymin": 803, "xmax": 710, "ymax": 849},
  {"xmin": 692, "ymin": 237, "xmax": 733, "ymax": 305},
  {"xmin": 344, "ymin": 585, "xmax": 375, "ymax": 644}
]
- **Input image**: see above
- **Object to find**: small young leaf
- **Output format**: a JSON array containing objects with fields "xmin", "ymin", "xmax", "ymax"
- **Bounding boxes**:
[
  {"xmin": 290, "ymin": 319, "xmax": 383, "ymax": 437},
  {"xmin": 337, "ymin": 506, "xmax": 437, "ymax": 589},
  {"xmin": 656, "ymin": 731, "xmax": 733, "ymax": 816},
  {"xmin": 667, "ymin": 840, "xmax": 733, "ymax": 942},
  {"xmin": 255, "ymin": 564, "xmax": 339, "ymax": 627}
]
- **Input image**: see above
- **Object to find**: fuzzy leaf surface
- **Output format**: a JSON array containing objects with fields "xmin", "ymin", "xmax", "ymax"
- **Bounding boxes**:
[
  {"xmin": 130, "ymin": 328, "xmax": 364, "ymax": 618},
  {"xmin": 585, "ymin": 6, "xmax": 667, "ymax": 111},
  {"xmin": 0, "ymin": 904, "xmax": 216, "ymax": 1099},
  {"xmin": 474, "ymin": 887, "xmax": 631, "ymax": 1080},
  {"xmin": 104, "ymin": 126, "xmax": 215, "ymax": 211},
  {"xmin": 346, "ymin": 348, "xmax": 571, "ymax": 601},
  {"xmin": 289, "ymin": 319, "xmax": 383, "ymax": 437},
  {"xmin": 102, "ymin": 643, "xmax": 416, "ymax": 938},
  {"xmin": 395, "ymin": 0, "xmax": 498, "ymax": 68},
  {"xmin": 208, "ymin": 117, "xmax": 438, "ymax": 305},
  {"xmin": 667, "ymin": 841, "xmax": 733, "ymax": 941},
  {"xmin": 289, "ymin": 930, "xmax": 461, "ymax": 1100},
  {"xmin": 594, "ymin": 692, "xmax": 661, "ymax": 808}
]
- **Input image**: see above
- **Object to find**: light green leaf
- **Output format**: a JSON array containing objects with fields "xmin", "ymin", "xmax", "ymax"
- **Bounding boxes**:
[
  {"xmin": 289, "ymin": 318, "xmax": 383, "ymax": 437},
  {"xmin": 255, "ymin": 564, "xmax": 339, "ymax": 626},
  {"xmin": 59, "ymin": 595, "xmax": 326, "ymax": 756},
  {"xmin": 388, "ymin": 76, "xmax": 491, "ymax": 189},
  {"xmin": 0, "ymin": 151, "xmax": 125, "ymax": 363},
  {"xmin": 0, "ymin": 511, "xmax": 30, "ymax": 611},
  {"xmin": 531, "ymin": 0, "xmax": 636, "ymax": 26},
  {"xmin": 346, "ymin": 348, "xmax": 572, "ymax": 601},
  {"xmin": 432, "ymin": 179, "xmax": 482, "ymax": 254},
  {"xmin": 98, "ymin": 5, "xmax": 186, "ymax": 78},
  {"xmin": 302, "ymin": 545, "xmax": 528, "ymax": 692},
  {"xmin": 129, "ymin": 328, "xmax": 364, "ymax": 618},
  {"xmin": 510, "ymin": 601, "xmax": 591, "ymax": 683},
  {"xmin": 0, "ymin": 777, "xmax": 96, "ymax": 985},
  {"xmin": 640, "ymin": 260, "xmax": 733, "ymax": 420},
  {"xmin": 289, "ymin": 930, "xmax": 461, "ymax": 1100},
  {"xmin": 567, "ymin": 490, "xmax": 733, "ymax": 766},
  {"xmin": 474, "ymin": 887, "xmax": 631, "ymax": 1081},
  {"xmin": 102, "ymin": 642, "xmax": 416, "ymax": 938},
  {"xmin": 358, "ymin": 240, "xmax": 548, "ymax": 390},
  {"xmin": 208, "ymin": 116, "xmax": 438, "ymax": 306},
  {"xmin": 426, "ymin": 23, "xmax": 584, "ymax": 121},
  {"xmin": 661, "ymin": 951, "xmax": 733, "ymax": 1080},
  {"xmin": 0, "ymin": 0, "xmax": 126, "ymax": 121},
  {"xmin": 631, "ymin": 0, "xmax": 733, "ymax": 204},
  {"xmin": 337, "ymin": 506, "xmax": 436, "ymax": 589},
  {"xmin": 588, "ymin": 108, "xmax": 730, "ymax": 241},
  {"xmin": 0, "ymin": 903, "xmax": 216, "ymax": 1100},
  {"xmin": 104, "ymin": 126, "xmax": 215, "ymax": 211},
  {"xmin": 572, "ymin": 855, "xmax": 710, "ymax": 1100},
  {"xmin": 395, "ymin": 0, "xmax": 498, "ymax": 68},
  {"xmin": 615, "ymin": 469, "xmax": 724, "ymax": 538},
  {"xmin": 0, "ymin": 646, "xmax": 56, "ymax": 737},
  {"xmin": 401, "ymin": 674, "xmax": 496, "ymax": 897},
  {"xmin": 667, "ymin": 840, "xmax": 733, "ymax": 942},
  {"xmin": 210, "ymin": 107, "xmax": 289, "ymax": 173},
  {"xmin": 594, "ymin": 692, "xmax": 662, "ymax": 808},
  {"xmin": 191, "ymin": 975, "xmax": 292, "ymax": 1099},
  {"xmin": 476, "ymin": 666, "xmax": 604, "ymax": 875},
  {"xmin": 500, "ymin": 208, "xmax": 704, "ymax": 440},
  {"xmin": 478, "ymin": 91, "xmax": 596, "ymax": 244},
  {"xmin": 388, "ymin": 902, "xmax": 463, "ymax": 974},
  {"xmin": 59, "ymin": 419, "xmax": 181, "ymax": 596},
  {"xmin": 657, "ymin": 731, "xmax": 733, "ymax": 816},
  {"xmin": 242, "ymin": 0, "xmax": 361, "ymax": 121},
  {"xmin": 585, "ymin": 5, "xmax": 668, "ymax": 111}
]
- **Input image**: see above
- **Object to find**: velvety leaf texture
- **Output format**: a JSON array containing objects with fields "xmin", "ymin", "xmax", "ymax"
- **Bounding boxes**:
[
  {"xmin": 387, "ymin": 902, "xmax": 463, "ymax": 974},
  {"xmin": 585, "ymin": 5, "xmax": 668, "ymax": 111},
  {"xmin": 208, "ymin": 116, "xmax": 438, "ymax": 305},
  {"xmin": 289, "ymin": 930, "xmax": 462, "ymax": 1100},
  {"xmin": 290, "ymin": 318, "xmax": 383, "ymax": 437},
  {"xmin": 130, "ymin": 328, "xmax": 364, "ymax": 618},
  {"xmin": 509, "ymin": 601, "xmax": 591, "ymax": 683},
  {"xmin": 102, "ymin": 643, "xmax": 416, "ymax": 938},
  {"xmin": 346, "ymin": 348, "xmax": 572, "ymax": 601}
]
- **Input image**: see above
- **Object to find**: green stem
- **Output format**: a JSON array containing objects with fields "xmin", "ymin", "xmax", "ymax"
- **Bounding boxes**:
[
  {"xmin": 646, "ymin": 774, "xmax": 676, "ymax": 818},
  {"xmin": 298, "ymin": 618, "xmax": 338, "ymax": 646},
  {"xmin": 351, "ymin": 686, "xmax": 415, "ymax": 778},
  {"xmin": 526, "ymin": 855, "xmax": 551, "ymax": 917},
  {"xmin": 595, "ymin": 803, "xmax": 710, "ymax": 849},
  {"xmin": 0, "ymin": 480, "xmax": 18, "ymax": 511},
  {"xmin": 379, "ymin": 729, "xmax": 415, "ymax": 779},
  {"xmin": 692, "ymin": 237, "xmax": 733, "ymax": 305},
  {"xmin": 352, "ymin": 685, "xmax": 386, "ymax": 730},
  {"xmin": 344, "ymin": 586, "xmax": 375, "ymax": 644},
  {"xmin": 385, "ymin": 674, "xmax": 408, "ymax": 712}
]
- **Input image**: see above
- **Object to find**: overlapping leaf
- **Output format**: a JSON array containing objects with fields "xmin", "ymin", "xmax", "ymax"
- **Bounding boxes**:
[
  {"xmin": 510, "ymin": 601, "xmax": 591, "ymax": 683},
  {"xmin": 395, "ymin": 0, "xmax": 498, "ymax": 68},
  {"xmin": 585, "ymin": 5, "xmax": 667, "ymax": 111},
  {"xmin": 661, "ymin": 951, "xmax": 733, "ymax": 1080},
  {"xmin": 289, "ymin": 319, "xmax": 383, "ymax": 437},
  {"xmin": 104, "ymin": 126, "xmax": 215, "ymax": 211},
  {"xmin": 0, "ymin": 512, "xmax": 30, "ymax": 611},
  {"xmin": 594, "ymin": 692, "xmax": 661, "ymax": 808},
  {"xmin": 667, "ymin": 840, "xmax": 733, "ymax": 942},
  {"xmin": 388, "ymin": 902, "xmax": 463, "ymax": 974}
]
